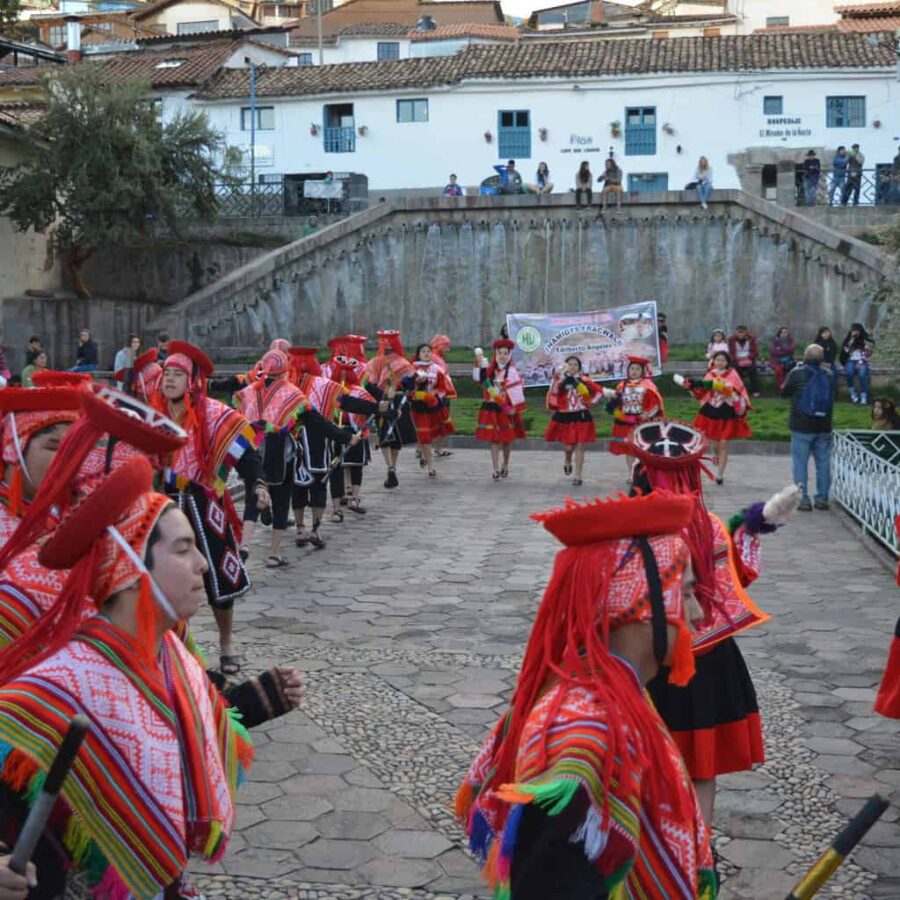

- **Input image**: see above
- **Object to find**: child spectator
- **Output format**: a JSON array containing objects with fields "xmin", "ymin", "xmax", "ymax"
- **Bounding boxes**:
[
  {"xmin": 443, "ymin": 174, "xmax": 463, "ymax": 197},
  {"xmin": 706, "ymin": 329, "xmax": 728, "ymax": 364},
  {"xmin": 872, "ymin": 397, "xmax": 900, "ymax": 431}
]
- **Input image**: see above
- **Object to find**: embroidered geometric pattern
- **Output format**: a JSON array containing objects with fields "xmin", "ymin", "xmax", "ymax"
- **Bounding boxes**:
[
  {"xmin": 219, "ymin": 548, "xmax": 242, "ymax": 587},
  {"xmin": 206, "ymin": 499, "xmax": 226, "ymax": 538}
]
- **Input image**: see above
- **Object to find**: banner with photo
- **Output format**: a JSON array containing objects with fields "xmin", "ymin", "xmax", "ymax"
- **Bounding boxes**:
[{"xmin": 506, "ymin": 302, "xmax": 660, "ymax": 388}]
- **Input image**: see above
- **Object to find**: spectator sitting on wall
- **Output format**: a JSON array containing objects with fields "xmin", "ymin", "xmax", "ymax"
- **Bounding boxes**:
[
  {"xmin": 157, "ymin": 332, "xmax": 170, "ymax": 363},
  {"xmin": 597, "ymin": 157, "xmax": 623, "ymax": 210},
  {"xmin": 71, "ymin": 327, "xmax": 98, "ymax": 372},
  {"xmin": 843, "ymin": 143, "xmax": 865, "ymax": 207},
  {"xmin": 114, "ymin": 334, "xmax": 141, "ymax": 391},
  {"xmin": 769, "ymin": 326, "xmax": 797, "ymax": 391},
  {"xmin": 443, "ymin": 174, "xmax": 464, "ymax": 197},
  {"xmin": 803, "ymin": 150, "xmax": 821, "ymax": 207},
  {"xmin": 535, "ymin": 162, "xmax": 554, "ymax": 194},
  {"xmin": 706, "ymin": 329, "xmax": 729, "ymax": 363},
  {"xmin": 729, "ymin": 324, "xmax": 760, "ymax": 397},
  {"xmin": 829, "ymin": 146, "xmax": 848, "ymax": 206},
  {"xmin": 812, "ymin": 326, "xmax": 838, "ymax": 377},
  {"xmin": 575, "ymin": 161, "xmax": 593, "ymax": 208},
  {"xmin": 494, "ymin": 160, "xmax": 524, "ymax": 195},
  {"xmin": 840, "ymin": 322, "xmax": 872, "ymax": 405},
  {"xmin": 25, "ymin": 336, "xmax": 43, "ymax": 366},
  {"xmin": 22, "ymin": 350, "xmax": 48, "ymax": 388},
  {"xmin": 694, "ymin": 156, "xmax": 713, "ymax": 209}
]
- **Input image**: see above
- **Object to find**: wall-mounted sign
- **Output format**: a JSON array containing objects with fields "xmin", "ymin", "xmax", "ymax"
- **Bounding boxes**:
[
  {"xmin": 560, "ymin": 133, "xmax": 602, "ymax": 154},
  {"xmin": 759, "ymin": 116, "xmax": 811, "ymax": 138}
]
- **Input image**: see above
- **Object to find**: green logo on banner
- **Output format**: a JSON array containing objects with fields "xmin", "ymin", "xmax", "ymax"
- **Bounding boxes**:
[{"xmin": 516, "ymin": 326, "xmax": 541, "ymax": 353}]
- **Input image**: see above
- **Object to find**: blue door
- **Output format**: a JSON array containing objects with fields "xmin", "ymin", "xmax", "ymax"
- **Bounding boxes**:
[{"xmin": 628, "ymin": 173, "xmax": 669, "ymax": 193}]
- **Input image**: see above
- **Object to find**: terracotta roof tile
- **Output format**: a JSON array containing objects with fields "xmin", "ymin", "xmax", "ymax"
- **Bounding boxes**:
[
  {"xmin": 0, "ymin": 65, "xmax": 47, "ymax": 86},
  {"xmin": 835, "ymin": 1, "xmax": 900, "ymax": 14},
  {"xmin": 0, "ymin": 99, "xmax": 45, "ymax": 129},
  {"xmin": 337, "ymin": 22, "xmax": 411, "ymax": 35},
  {"xmin": 197, "ymin": 30, "xmax": 897, "ymax": 100},
  {"xmin": 409, "ymin": 22, "xmax": 520, "ymax": 41}
]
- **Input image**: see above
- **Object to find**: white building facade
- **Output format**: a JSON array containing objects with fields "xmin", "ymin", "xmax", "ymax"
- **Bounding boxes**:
[{"xmin": 192, "ymin": 32, "xmax": 900, "ymax": 197}]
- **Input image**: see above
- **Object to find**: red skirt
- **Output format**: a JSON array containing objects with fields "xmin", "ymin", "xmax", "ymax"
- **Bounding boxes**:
[
  {"xmin": 476, "ymin": 406, "xmax": 525, "ymax": 444},
  {"xmin": 545, "ymin": 416, "xmax": 596, "ymax": 445},
  {"xmin": 694, "ymin": 411, "xmax": 752, "ymax": 441},
  {"xmin": 609, "ymin": 419, "xmax": 637, "ymax": 456},
  {"xmin": 875, "ymin": 619, "xmax": 900, "ymax": 719},
  {"xmin": 412, "ymin": 407, "xmax": 452, "ymax": 445}
]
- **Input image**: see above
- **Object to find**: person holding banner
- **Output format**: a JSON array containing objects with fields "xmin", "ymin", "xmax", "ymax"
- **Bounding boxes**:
[
  {"xmin": 473, "ymin": 340, "xmax": 526, "ymax": 481},
  {"xmin": 674, "ymin": 350, "xmax": 752, "ymax": 485},
  {"xmin": 544, "ymin": 355, "xmax": 603, "ymax": 486},
  {"xmin": 606, "ymin": 355, "xmax": 665, "ymax": 479}
]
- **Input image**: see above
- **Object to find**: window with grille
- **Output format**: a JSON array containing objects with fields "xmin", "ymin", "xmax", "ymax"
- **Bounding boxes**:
[
  {"xmin": 377, "ymin": 41, "xmax": 400, "ymax": 60},
  {"xmin": 298, "ymin": 52, "xmax": 313, "ymax": 65},
  {"xmin": 498, "ymin": 110, "xmax": 531, "ymax": 159},
  {"xmin": 763, "ymin": 96, "xmax": 783, "ymax": 115},
  {"xmin": 826, "ymin": 96, "xmax": 866, "ymax": 128},
  {"xmin": 624, "ymin": 107, "xmax": 656, "ymax": 156},
  {"xmin": 766, "ymin": 16, "xmax": 789, "ymax": 26},
  {"xmin": 397, "ymin": 99, "xmax": 428, "ymax": 123},
  {"xmin": 176, "ymin": 20, "xmax": 219, "ymax": 34},
  {"xmin": 241, "ymin": 106, "xmax": 275, "ymax": 131},
  {"xmin": 48, "ymin": 25, "xmax": 66, "ymax": 46}
]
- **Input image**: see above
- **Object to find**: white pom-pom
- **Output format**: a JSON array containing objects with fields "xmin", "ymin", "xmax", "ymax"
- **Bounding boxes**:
[
  {"xmin": 763, "ymin": 484, "xmax": 802, "ymax": 525},
  {"xmin": 601, "ymin": 387, "xmax": 616, "ymax": 399},
  {"xmin": 474, "ymin": 347, "xmax": 484, "ymax": 359},
  {"xmin": 0, "ymin": 375, "xmax": 7, "ymax": 389},
  {"xmin": 673, "ymin": 374, "xmax": 686, "ymax": 387}
]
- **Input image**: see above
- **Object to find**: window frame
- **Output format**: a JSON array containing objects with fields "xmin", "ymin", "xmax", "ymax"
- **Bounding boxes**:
[
  {"xmin": 297, "ymin": 52, "xmax": 313, "ymax": 65},
  {"xmin": 240, "ymin": 105, "xmax": 275, "ymax": 131},
  {"xmin": 497, "ymin": 109, "xmax": 531, "ymax": 159},
  {"xmin": 396, "ymin": 98, "xmax": 428, "ymax": 124},
  {"xmin": 826, "ymin": 95, "xmax": 866, "ymax": 128},
  {"xmin": 763, "ymin": 95, "xmax": 783, "ymax": 115},
  {"xmin": 376, "ymin": 41, "xmax": 400, "ymax": 61},
  {"xmin": 176, "ymin": 19, "xmax": 219, "ymax": 34},
  {"xmin": 766, "ymin": 16, "xmax": 790, "ymax": 26}
]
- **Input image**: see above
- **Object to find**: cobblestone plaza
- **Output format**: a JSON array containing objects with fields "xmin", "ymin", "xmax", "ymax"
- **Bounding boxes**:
[{"xmin": 188, "ymin": 449, "xmax": 900, "ymax": 899}]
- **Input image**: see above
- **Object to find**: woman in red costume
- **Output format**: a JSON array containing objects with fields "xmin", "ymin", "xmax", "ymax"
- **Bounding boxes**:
[
  {"xmin": 544, "ymin": 354, "xmax": 603, "ymax": 487},
  {"xmin": 456, "ymin": 491, "xmax": 716, "ymax": 899},
  {"xmin": 151, "ymin": 341, "xmax": 270, "ymax": 675},
  {"xmin": 473, "ymin": 339, "xmax": 526, "ymax": 481},
  {"xmin": 674, "ymin": 350, "xmax": 752, "ymax": 485},
  {"xmin": 408, "ymin": 343, "xmax": 456, "ymax": 478},
  {"xmin": 429, "ymin": 333, "xmax": 455, "ymax": 459},
  {"xmin": 875, "ymin": 515, "xmax": 900, "ymax": 719},
  {"xmin": 606, "ymin": 355, "xmax": 664, "ymax": 479}
]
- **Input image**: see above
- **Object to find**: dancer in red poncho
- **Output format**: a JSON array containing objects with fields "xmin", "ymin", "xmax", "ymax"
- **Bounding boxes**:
[
  {"xmin": 407, "ymin": 343, "xmax": 456, "ymax": 478},
  {"xmin": 429, "ymin": 333, "xmax": 456, "ymax": 459},
  {"xmin": 544, "ymin": 354, "xmax": 603, "ymax": 487},
  {"xmin": 473, "ymin": 339, "xmax": 526, "ymax": 481},
  {"xmin": 674, "ymin": 349, "xmax": 752, "ymax": 485},
  {"xmin": 606, "ymin": 355, "xmax": 664, "ymax": 480},
  {"xmin": 875, "ymin": 515, "xmax": 900, "ymax": 719}
]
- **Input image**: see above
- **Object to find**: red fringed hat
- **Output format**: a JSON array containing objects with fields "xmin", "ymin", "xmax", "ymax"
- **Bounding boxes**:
[
  {"xmin": 0, "ymin": 387, "xmax": 82, "ymax": 466},
  {"xmin": 430, "ymin": 333, "xmax": 451, "ymax": 354},
  {"xmin": 30, "ymin": 370, "xmax": 93, "ymax": 388},
  {"xmin": 492, "ymin": 338, "xmax": 515, "ymax": 352},
  {"xmin": 532, "ymin": 490, "xmax": 695, "ymax": 546},
  {"xmin": 627, "ymin": 420, "xmax": 708, "ymax": 471},
  {"xmin": 269, "ymin": 338, "xmax": 291, "ymax": 353},
  {"xmin": 376, "ymin": 330, "xmax": 405, "ymax": 357},
  {"xmin": 257, "ymin": 349, "xmax": 288, "ymax": 379},
  {"xmin": 163, "ymin": 340, "xmax": 214, "ymax": 379},
  {"xmin": 627, "ymin": 355, "xmax": 651, "ymax": 367},
  {"xmin": 288, "ymin": 347, "xmax": 322, "ymax": 378}
]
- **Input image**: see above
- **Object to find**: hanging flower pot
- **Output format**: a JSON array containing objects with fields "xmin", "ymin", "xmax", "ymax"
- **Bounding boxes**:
[
  {"xmin": 873, "ymin": 118, "xmax": 882, "ymax": 129},
  {"xmin": 662, "ymin": 122, "xmax": 675, "ymax": 136},
  {"xmin": 610, "ymin": 120, "xmax": 621, "ymax": 139},
  {"xmin": 309, "ymin": 123, "xmax": 319, "ymax": 136},
  {"xmin": 484, "ymin": 130, "xmax": 493, "ymax": 143},
  {"xmin": 538, "ymin": 127, "xmax": 548, "ymax": 142},
  {"xmin": 357, "ymin": 125, "xmax": 368, "ymax": 136}
]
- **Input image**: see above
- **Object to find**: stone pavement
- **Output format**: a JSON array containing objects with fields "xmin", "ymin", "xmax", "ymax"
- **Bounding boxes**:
[{"xmin": 188, "ymin": 448, "xmax": 900, "ymax": 899}]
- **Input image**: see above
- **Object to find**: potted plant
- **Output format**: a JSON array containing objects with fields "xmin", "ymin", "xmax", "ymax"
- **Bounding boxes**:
[
  {"xmin": 357, "ymin": 125, "xmax": 368, "ymax": 136},
  {"xmin": 610, "ymin": 120, "xmax": 621, "ymax": 139},
  {"xmin": 309, "ymin": 123, "xmax": 319, "ymax": 136},
  {"xmin": 873, "ymin": 118, "xmax": 882, "ymax": 129},
  {"xmin": 538, "ymin": 127, "xmax": 548, "ymax": 142},
  {"xmin": 484, "ymin": 130, "xmax": 493, "ymax": 143},
  {"xmin": 662, "ymin": 122, "xmax": 675, "ymax": 135}
]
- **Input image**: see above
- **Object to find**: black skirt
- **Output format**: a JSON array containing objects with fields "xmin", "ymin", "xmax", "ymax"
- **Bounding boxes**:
[{"xmin": 647, "ymin": 637, "xmax": 764, "ymax": 780}]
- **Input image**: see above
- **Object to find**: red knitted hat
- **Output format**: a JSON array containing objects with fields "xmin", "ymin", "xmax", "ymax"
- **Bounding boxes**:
[
  {"xmin": 288, "ymin": 347, "xmax": 322, "ymax": 378},
  {"xmin": 376, "ymin": 330, "xmax": 405, "ymax": 357},
  {"xmin": 164, "ymin": 340, "xmax": 214, "ymax": 379},
  {"xmin": 492, "ymin": 338, "xmax": 515, "ymax": 352}
]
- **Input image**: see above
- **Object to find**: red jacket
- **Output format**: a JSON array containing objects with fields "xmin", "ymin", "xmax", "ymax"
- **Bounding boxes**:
[{"xmin": 728, "ymin": 334, "xmax": 758, "ymax": 365}]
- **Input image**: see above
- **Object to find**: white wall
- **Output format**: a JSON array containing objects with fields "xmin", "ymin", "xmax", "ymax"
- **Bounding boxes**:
[
  {"xmin": 727, "ymin": 0, "xmax": 841, "ymax": 33},
  {"xmin": 195, "ymin": 68, "xmax": 900, "ymax": 190},
  {"xmin": 300, "ymin": 37, "xmax": 412, "ymax": 65}
]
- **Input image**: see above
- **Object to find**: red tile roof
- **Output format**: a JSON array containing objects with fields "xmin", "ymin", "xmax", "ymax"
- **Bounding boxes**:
[
  {"xmin": 290, "ymin": 0, "xmax": 504, "ymax": 39},
  {"xmin": 408, "ymin": 22, "xmax": 520, "ymax": 41},
  {"xmin": 835, "ymin": 1, "xmax": 900, "ymax": 13},
  {"xmin": 197, "ymin": 30, "xmax": 897, "ymax": 100},
  {"xmin": 0, "ymin": 99, "xmax": 45, "ymax": 129}
]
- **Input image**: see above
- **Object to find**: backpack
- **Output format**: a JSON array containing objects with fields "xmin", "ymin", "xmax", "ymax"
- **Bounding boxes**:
[{"xmin": 798, "ymin": 365, "xmax": 833, "ymax": 419}]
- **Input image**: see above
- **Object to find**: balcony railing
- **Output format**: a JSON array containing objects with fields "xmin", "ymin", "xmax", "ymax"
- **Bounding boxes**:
[
  {"xmin": 795, "ymin": 168, "xmax": 900, "ymax": 208},
  {"xmin": 324, "ymin": 126, "xmax": 355, "ymax": 154},
  {"xmin": 213, "ymin": 182, "xmax": 285, "ymax": 217},
  {"xmin": 831, "ymin": 429, "xmax": 900, "ymax": 556}
]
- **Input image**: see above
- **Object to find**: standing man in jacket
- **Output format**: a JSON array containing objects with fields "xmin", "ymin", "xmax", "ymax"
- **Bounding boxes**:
[{"xmin": 830, "ymin": 146, "xmax": 849, "ymax": 206}]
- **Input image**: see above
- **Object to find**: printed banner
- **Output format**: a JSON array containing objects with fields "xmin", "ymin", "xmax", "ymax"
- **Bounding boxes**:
[{"xmin": 506, "ymin": 302, "xmax": 661, "ymax": 388}]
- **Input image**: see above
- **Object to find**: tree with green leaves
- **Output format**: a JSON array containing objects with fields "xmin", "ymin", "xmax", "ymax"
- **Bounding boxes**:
[
  {"xmin": 0, "ymin": 66, "xmax": 224, "ymax": 298},
  {"xmin": 0, "ymin": 0, "xmax": 21, "ymax": 37}
]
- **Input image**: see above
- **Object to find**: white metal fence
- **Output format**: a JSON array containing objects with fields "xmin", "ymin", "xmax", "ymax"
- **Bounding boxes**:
[{"xmin": 832, "ymin": 430, "xmax": 900, "ymax": 556}]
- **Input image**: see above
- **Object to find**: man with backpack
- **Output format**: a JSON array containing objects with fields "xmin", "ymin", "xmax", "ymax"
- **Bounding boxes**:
[{"xmin": 782, "ymin": 343, "xmax": 835, "ymax": 511}]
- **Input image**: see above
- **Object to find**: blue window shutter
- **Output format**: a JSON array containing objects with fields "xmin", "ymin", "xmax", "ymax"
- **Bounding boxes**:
[
  {"xmin": 498, "ymin": 110, "xmax": 531, "ymax": 159},
  {"xmin": 624, "ymin": 107, "xmax": 656, "ymax": 156}
]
